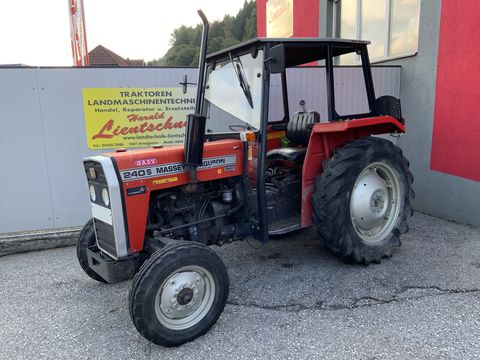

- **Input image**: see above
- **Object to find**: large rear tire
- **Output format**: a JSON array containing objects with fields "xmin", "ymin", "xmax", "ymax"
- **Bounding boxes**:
[
  {"xmin": 129, "ymin": 242, "xmax": 229, "ymax": 347},
  {"xmin": 312, "ymin": 137, "xmax": 414, "ymax": 264},
  {"xmin": 76, "ymin": 219, "xmax": 107, "ymax": 283}
]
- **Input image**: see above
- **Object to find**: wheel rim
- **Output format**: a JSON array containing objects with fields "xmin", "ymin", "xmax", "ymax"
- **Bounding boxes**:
[
  {"xmin": 155, "ymin": 265, "xmax": 215, "ymax": 331},
  {"xmin": 350, "ymin": 161, "xmax": 402, "ymax": 244}
]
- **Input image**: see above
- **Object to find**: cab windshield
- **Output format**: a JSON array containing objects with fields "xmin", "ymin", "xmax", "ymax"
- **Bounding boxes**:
[{"xmin": 204, "ymin": 49, "xmax": 264, "ymax": 133}]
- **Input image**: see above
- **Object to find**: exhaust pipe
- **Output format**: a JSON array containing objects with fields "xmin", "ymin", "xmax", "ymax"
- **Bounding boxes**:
[
  {"xmin": 184, "ymin": 10, "xmax": 209, "ymax": 191},
  {"xmin": 194, "ymin": 10, "xmax": 209, "ymax": 115}
]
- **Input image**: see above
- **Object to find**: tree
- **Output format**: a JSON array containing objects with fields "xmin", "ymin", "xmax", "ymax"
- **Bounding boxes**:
[{"xmin": 147, "ymin": 1, "xmax": 257, "ymax": 67}]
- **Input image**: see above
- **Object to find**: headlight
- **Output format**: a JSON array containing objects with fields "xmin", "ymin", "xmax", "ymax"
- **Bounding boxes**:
[
  {"xmin": 89, "ymin": 185, "xmax": 96, "ymax": 202},
  {"xmin": 102, "ymin": 188, "xmax": 110, "ymax": 206}
]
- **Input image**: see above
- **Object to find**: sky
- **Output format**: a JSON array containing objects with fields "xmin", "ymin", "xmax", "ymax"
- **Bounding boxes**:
[{"xmin": 0, "ymin": 0, "xmax": 247, "ymax": 66}]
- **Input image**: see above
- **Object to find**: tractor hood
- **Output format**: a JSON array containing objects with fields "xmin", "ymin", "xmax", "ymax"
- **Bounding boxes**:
[{"xmin": 102, "ymin": 139, "xmax": 243, "ymax": 187}]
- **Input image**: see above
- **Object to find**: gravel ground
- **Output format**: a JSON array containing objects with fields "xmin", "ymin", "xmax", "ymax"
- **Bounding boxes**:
[{"xmin": 0, "ymin": 213, "xmax": 479, "ymax": 360}]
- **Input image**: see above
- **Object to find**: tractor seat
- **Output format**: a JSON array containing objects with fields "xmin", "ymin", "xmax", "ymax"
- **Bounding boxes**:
[{"xmin": 266, "ymin": 110, "xmax": 320, "ymax": 163}]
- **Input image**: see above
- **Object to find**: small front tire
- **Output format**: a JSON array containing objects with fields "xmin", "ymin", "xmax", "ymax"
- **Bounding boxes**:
[
  {"xmin": 76, "ymin": 219, "xmax": 107, "ymax": 283},
  {"xmin": 129, "ymin": 242, "xmax": 229, "ymax": 347}
]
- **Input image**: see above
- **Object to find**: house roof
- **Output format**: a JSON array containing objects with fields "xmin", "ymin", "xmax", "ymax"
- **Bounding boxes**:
[{"xmin": 88, "ymin": 45, "xmax": 144, "ymax": 66}]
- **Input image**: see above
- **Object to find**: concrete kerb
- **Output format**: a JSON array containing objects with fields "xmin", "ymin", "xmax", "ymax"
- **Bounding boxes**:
[{"xmin": 0, "ymin": 227, "xmax": 82, "ymax": 257}]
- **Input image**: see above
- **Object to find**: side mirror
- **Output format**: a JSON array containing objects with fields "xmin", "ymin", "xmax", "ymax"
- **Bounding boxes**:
[
  {"xmin": 266, "ymin": 44, "xmax": 285, "ymax": 74},
  {"xmin": 180, "ymin": 73, "xmax": 197, "ymax": 94},
  {"xmin": 180, "ymin": 73, "xmax": 188, "ymax": 94}
]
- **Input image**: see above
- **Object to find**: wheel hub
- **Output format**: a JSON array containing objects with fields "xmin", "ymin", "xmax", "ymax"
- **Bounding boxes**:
[
  {"xmin": 154, "ymin": 265, "xmax": 216, "ymax": 331},
  {"xmin": 177, "ymin": 288, "xmax": 194, "ymax": 306},
  {"xmin": 159, "ymin": 271, "xmax": 203, "ymax": 319},
  {"xmin": 350, "ymin": 162, "xmax": 402, "ymax": 244},
  {"xmin": 370, "ymin": 190, "xmax": 386, "ymax": 213},
  {"xmin": 350, "ymin": 170, "xmax": 389, "ymax": 231}
]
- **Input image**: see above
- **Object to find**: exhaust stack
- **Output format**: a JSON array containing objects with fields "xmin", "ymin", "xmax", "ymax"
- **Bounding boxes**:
[{"xmin": 184, "ymin": 10, "xmax": 209, "ymax": 190}]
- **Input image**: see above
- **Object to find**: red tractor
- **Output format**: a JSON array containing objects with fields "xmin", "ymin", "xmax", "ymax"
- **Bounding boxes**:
[{"xmin": 77, "ymin": 11, "xmax": 413, "ymax": 346}]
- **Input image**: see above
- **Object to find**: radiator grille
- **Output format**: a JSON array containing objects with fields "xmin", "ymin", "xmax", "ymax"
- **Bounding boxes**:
[{"xmin": 94, "ymin": 218, "xmax": 116, "ymax": 258}]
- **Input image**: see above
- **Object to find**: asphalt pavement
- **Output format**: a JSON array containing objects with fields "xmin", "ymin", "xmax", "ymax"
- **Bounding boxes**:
[{"xmin": 1, "ymin": 213, "xmax": 480, "ymax": 360}]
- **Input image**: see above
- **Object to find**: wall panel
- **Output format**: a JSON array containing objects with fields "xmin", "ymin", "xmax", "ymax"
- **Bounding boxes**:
[{"xmin": 0, "ymin": 66, "xmax": 398, "ymax": 233}]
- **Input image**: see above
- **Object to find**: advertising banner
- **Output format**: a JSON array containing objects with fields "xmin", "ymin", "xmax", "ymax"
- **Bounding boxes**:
[
  {"xmin": 82, "ymin": 87, "xmax": 195, "ymax": 150},
  {"xmin": 266, "ymin": 0, "xmax": 293, "ymax": 38}
]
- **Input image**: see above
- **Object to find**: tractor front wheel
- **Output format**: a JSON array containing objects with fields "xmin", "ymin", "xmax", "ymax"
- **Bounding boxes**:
[
  {"xmin": 129, "ymin": 241, "xmax": 229, "ymax": 346},
  {"xmin": 312, "ymin": 137, "xmax": 414, "ymax": 264},
  {"xmin": 76, "ymin": 219, "xmax": 107, "ymax": 283}
]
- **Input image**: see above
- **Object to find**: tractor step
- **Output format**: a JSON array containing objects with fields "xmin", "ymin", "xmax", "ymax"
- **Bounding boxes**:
[{"xmin": 268, "ymin": 217, "xmax": 301, "ymax": 235}]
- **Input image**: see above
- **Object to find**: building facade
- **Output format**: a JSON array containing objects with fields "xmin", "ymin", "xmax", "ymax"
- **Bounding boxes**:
[{"xmin": 257, "ymin": 0, "xmax": 480, "ymax": 226}]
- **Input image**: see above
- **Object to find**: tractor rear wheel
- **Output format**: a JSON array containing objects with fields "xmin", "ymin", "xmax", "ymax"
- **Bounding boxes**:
[
  {"xmin": 129, "ymin": 241, "xmax": 229, "ymax": 347},
  {"xmin": 312, "ymin": 137, "xmax": 414, "ymax": 264},
  {"xmin": 76, "ymin": 219, "xmax": 107, "ymax": 283}
]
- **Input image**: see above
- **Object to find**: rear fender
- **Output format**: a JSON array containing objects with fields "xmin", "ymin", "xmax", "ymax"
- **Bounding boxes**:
[{"xmin": 301, "ymin": 116, "xmax": 405, "ymax": 226}]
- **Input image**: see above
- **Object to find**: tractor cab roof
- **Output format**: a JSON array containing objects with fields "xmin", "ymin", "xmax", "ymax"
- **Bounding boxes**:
[{"xmin": 206, "ymin": 38, "xmax": 371, "ymax": 67}]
